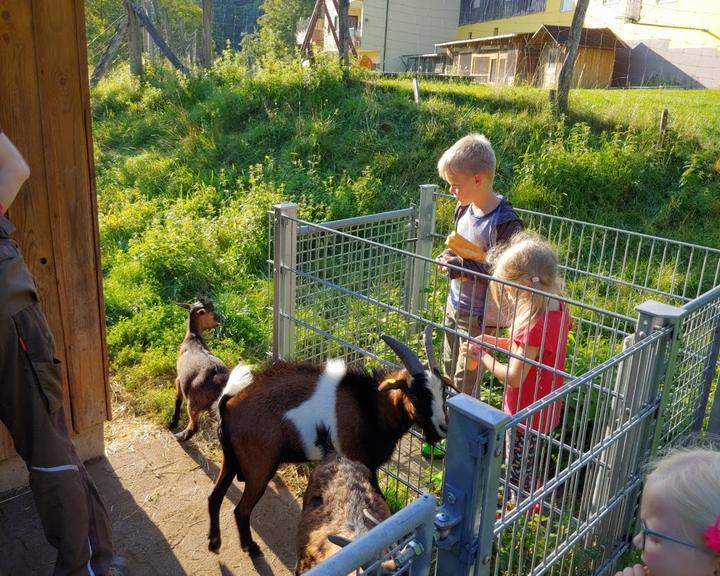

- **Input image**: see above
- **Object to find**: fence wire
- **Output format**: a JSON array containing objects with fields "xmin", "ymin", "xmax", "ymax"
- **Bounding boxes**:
[
  {"xmin": 269, "ymin": 195, "xmax": 720, "ymax": 575},
  {"xmin": 491, "ymin": 327, "xmax": 671, "ymax": 576}
]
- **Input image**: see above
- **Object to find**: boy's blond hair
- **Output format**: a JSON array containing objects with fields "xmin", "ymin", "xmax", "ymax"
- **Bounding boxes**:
[
  {"xmin": 645, "ymin": 448, "xmax": 720, "ymax": 542},
  {"xmin": 437, "ymin": 133, "xmax": 496, "ymax": 182}
]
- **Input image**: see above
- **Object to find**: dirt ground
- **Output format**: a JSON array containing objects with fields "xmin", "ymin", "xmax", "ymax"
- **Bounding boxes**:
[{"xmin": 0, "ymin": 415, "xmax": 308, "ymax": 576}]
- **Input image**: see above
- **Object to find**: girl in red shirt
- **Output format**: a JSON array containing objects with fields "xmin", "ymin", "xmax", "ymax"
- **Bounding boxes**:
[{"xmin": 469, "ymin": 234, "xmax": 571, "ymax": 503}]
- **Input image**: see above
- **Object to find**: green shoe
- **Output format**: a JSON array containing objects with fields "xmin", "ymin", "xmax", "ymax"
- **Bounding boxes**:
[{"xmin": 421, "ymin": 440, "xmax": 446, "ymax": 460}]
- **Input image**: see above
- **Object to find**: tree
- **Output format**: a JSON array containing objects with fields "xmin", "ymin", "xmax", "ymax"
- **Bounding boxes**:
[
  {"xmin": 556, "ymin": 0, "xmax": 590, "ymax": 115},
  {"xmin": 250, "ymin": 0, "xmax": 315, "ymax": 57}
]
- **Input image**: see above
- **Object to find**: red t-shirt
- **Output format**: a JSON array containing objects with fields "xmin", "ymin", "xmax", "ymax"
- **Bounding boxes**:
[{"xmin": 504, "ymin": 304, "xmax": 572, "ymax": 433}]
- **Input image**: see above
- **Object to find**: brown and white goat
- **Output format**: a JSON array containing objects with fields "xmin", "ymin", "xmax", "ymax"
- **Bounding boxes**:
[
  {"xmin": 208, "ymin": 329, "xmax": 449, "ymax": 557},
  {"xmin": 168, "ymin": 298, "xmax": 229, "ymax": 442},
  {"xmin": 295, "ymin": 447, "xmax": 391, "ymax": 575}
]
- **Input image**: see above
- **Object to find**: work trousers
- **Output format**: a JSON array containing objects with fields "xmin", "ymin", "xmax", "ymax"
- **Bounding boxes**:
[{"xmin": 0, "ymin": 218, "xmax": 113, "ymax": 575}]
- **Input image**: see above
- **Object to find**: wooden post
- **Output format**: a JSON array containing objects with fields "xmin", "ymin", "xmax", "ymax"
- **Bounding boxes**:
[
  {"xmin": 127, "ymin": 0, "xmax": 190, "ymax": 75},
  {"xmin": 199, "ymin": 0, "xmax": 213, "ymax": 68},
  {"xmin": 146, "ymin": 0, "xmax": 157, "ymax": 62},
  {"xmin": 301, "ymin": 0, "xmax": 324, "ymax": 58},
  {"xmin": 338, "ymin": 0, "xmax": 349, "ymax": 67},
  {"xmin": 659, "ymin": 108, "xmax": 669, "ymax": 143},
  {"xmin": 555, "ymin": 0, "xmax": 590, "ymax": 115},
  {"xmin": 412, "ymin": 75, "xmax": 421, "ymax": 105},
  {"xmin": 126, "ymin": 0, "xmax": 143, "ymax": 76}
]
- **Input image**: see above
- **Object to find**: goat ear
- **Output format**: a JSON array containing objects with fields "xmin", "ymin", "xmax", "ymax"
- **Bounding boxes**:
[
  {"xmin": 175, "ymin": 302, "xmax": 191, "ymax": 310},
  {"xmin": 378, "ymin": 376, "xmax": 409, "ymax": 392}
]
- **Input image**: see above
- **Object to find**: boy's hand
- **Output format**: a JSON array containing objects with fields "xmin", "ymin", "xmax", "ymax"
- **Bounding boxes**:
[
  {"xmin": 436, "ymin": 250, "xmax": 464, "ymax": 279},
  {"xmin": 436, "ymin": 250, "xmax": 455, "ymax": 276},
  {"xmin": 613, "ymin": 565, "xmax": 649, "ymax": 576}
]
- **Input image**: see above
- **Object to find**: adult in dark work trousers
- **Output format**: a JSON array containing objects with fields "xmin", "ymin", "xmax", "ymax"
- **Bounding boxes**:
[{"xmin": 0, "ymin": 130, "xmax": 127, "ymax": 576}]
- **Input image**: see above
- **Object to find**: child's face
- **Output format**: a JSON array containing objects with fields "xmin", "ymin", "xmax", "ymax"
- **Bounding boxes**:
[
  {"xmin": 633, "ymin": 484, "xmax": 720, "ymax": 576},
  {"xmin": 445, "ymin": 171, "xmax": 490, "ymax": 206}
]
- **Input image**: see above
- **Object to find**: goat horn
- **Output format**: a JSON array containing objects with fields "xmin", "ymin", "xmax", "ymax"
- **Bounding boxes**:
[
  {"xmin": 381, "ymin": 335, "xmax": 424, "ymax": 376},
  {"xmin": 328, "ymin": 534, "xmax": 353, "ymax": 549},
  {"xmin": 423, "ymin": 325, "xmax": 437, "ymax": 371},
  {"xmin": 363, "ymin": 508, "xmax": 382, "ymax": 526},
  {"xmin": 175, "ymin": 302, "xmax": 192, "ymax": 310}
]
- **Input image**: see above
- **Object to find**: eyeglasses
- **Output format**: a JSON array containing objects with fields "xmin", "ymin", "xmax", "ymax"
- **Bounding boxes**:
[{"xmin": 638, "ymin": 519, "xmax": 708, "ymax": 553}]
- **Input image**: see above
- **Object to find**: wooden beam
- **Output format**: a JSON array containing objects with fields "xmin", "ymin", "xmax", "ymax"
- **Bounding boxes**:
[
  {"xmin": 301, "ymin": 0, "xmax": 324, "ymax": 57},
  {"xmin": 127, "ymin": 0, "xmax": 189, "ymax": 75},
  {"xmin": 329, "ymin": 0, "xmax": 357, "ymax": 58},
  {"xmin": 126, "ymin": 0, "xmax": 143, "ymax": 76},
  {"xmin": 199, "ymin": 0, "xmax": 213, "ymax": 68},
  {"xmin": 90, "ymin": 15, "xmax": 129, "ymax": 87},
  {"xmin": 324, "ymin": 3, "xmax": 341, "ymax": 56}
]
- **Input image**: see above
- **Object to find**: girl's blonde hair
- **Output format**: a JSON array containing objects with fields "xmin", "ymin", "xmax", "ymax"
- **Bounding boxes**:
[
  {"xmin": 488, "ymin": 233, "xmax": 563, "ymax": 335},
  {"xmin": 644, "ymin": 448, "xmax": 720, "ymax": 542}
]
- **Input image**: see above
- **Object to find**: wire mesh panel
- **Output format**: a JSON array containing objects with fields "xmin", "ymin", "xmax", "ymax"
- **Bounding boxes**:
[
  {"xmin": 290, "ymin": 208, "xmax": 416, "ymax": 365},
  {"xmin": 660, "ymin": 290, "xmax": 720, "ymax": 446},
  {"xmin": 491, "ymin": 328, "xmax": 672, "ymax": 576},
  {"xmin": 269, "ymin": 199, "xmax": 720, "ymax": 576},
  {"xmin": 434, "ymin": 192, "xmax": 720, "ymax": 316}
]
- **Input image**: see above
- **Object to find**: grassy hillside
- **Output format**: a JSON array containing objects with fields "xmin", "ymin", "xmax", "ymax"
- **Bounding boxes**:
[{"xmin": 91, "ymin": 56, "xmax": 720, "ymax": 419}]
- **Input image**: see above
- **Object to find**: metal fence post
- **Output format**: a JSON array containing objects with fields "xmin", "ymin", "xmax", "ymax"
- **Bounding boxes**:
[
  {"xmin": 272, "ymin": 203, "xmax": 298, "ymax": 361},
  {"xmin": 708, "ymin": 374, "xmax": 720, "ymax": 436},
  {"xmin": 588, "ymin": 301, "xmax": 684, "ymax": 565},
  {"xmin": 695, "ymin": 309, "xmax": 720, "ymax": 433},
  {"xmin": 635, "ymin": 300, "xmax": 687, "ymax": 456},
  {"xmin": 407, "ymin": 184, "xmax": 437, "ymax": 328},
  {"xmin": 435, "ymin": 394, "xmax": 509, "ymax": 576}
]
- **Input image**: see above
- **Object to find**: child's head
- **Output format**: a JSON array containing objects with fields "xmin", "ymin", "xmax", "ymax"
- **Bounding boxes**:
[
  {"xmin": 437, "ymin": 134, "xmax": 496, "ymax": 205},
  {"xmin": 633, "ymin": 448, "xmax": 720, "ymax": 576},
  {"xmin": 488, "ymin": 233, "xmax": 563, "ymax": 332}
]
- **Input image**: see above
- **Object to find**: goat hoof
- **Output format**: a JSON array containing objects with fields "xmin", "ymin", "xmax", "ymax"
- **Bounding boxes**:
[
  {"xmin": 167, "ymin": 419, "xmax": 178, "ymax": 430},
  {"xmin": 246, "ymin": 542, "xmax": 263, "ymax": 558},
  {"xmin": 208, "ymin": 536, "xmax": 221, "ymax": 553},
  {"xmin": 175, "ymin": 430, "xmax": 190, "ymax": 442}
]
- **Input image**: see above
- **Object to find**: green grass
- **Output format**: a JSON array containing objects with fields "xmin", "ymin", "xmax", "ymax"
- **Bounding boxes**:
[{"xmin": 91, "ymin": 56, "xmax": 720, "ymax": 422}]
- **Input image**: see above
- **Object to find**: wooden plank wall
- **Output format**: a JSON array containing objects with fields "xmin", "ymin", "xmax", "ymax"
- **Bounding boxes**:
[{"xmin": 0, "ymin": 0, "xmax": 110, "ymax": 461}]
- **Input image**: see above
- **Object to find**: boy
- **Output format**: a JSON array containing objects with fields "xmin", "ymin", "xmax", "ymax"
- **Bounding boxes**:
[
  {"xmin": 437, "ymin": 133, "xmax": 523, "ymax": 396},
  {"xmin": 0, "ymin": 130, "xmax": 127, "ymax": 575}
]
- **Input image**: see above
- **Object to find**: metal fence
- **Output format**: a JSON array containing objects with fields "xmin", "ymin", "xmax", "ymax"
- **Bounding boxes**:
[{"xmin": 269, "ymin": 188, "xmax": 720, "ymax": 576}]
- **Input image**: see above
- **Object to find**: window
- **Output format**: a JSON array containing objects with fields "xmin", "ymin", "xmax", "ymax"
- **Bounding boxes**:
[
  {"xmin": 471, "ymin": 54, "xmax": 491, "ymax": 79},
  {"xmin": 560, "ymin": 0, "xmax": 573, "ymax": 11},
  {"xmin": 459, "ymin": 53, "xmax": 473, "ymax": 75},
  {"xmin": 348, "ymin": 15, "xmax": 359, "ymax": 29}
]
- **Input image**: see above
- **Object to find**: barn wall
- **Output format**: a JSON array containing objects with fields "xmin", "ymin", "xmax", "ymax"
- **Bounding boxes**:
[{"xmin": 0, "ymin": 0, "xmax": 110, "ymax": 490}]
